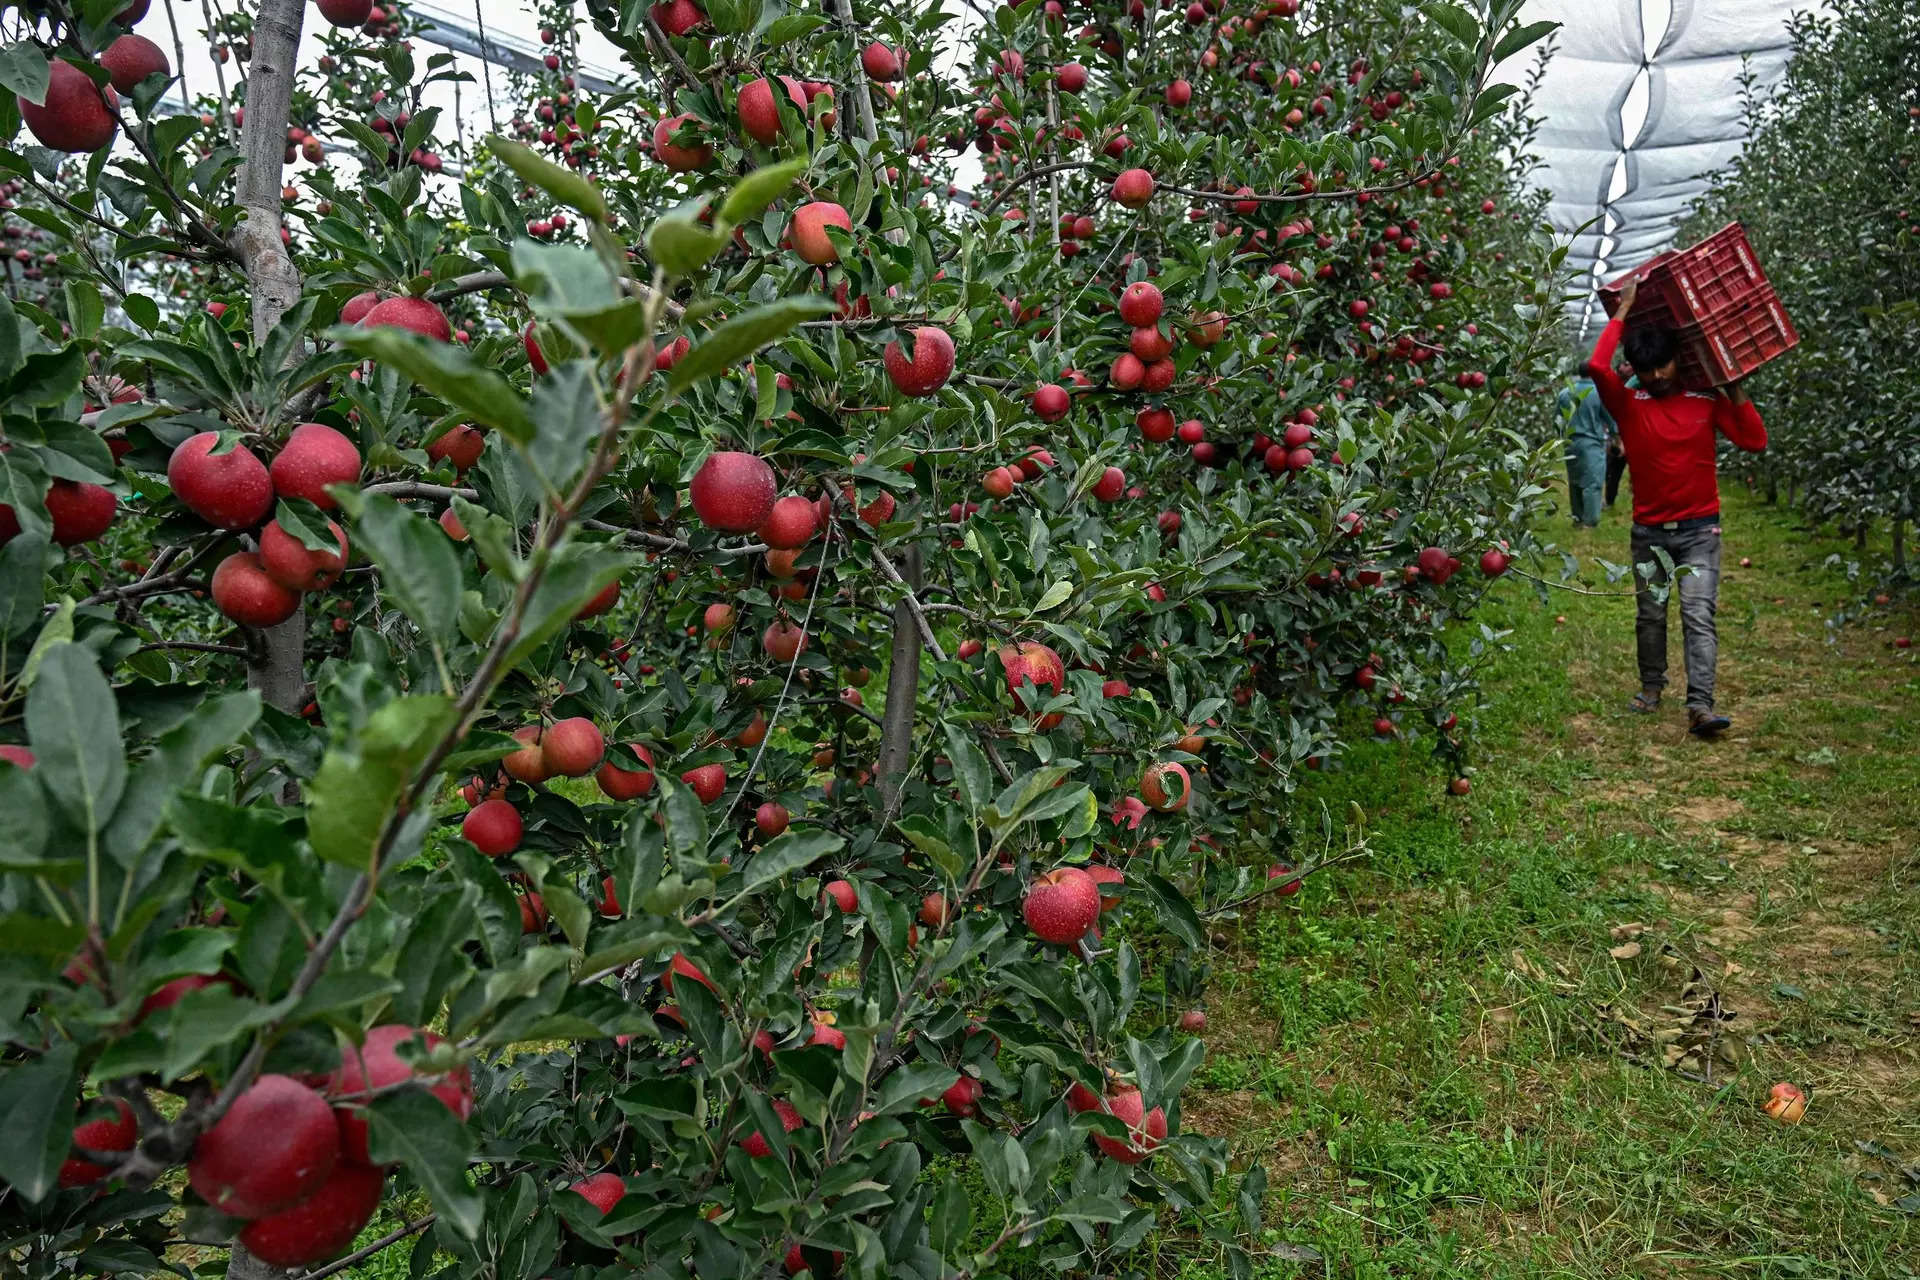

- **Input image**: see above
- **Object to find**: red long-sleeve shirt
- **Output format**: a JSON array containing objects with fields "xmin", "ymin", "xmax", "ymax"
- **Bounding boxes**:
[{"xmin": 1583, "ymin": 318, "xmax": 1768, "ymax": 526}]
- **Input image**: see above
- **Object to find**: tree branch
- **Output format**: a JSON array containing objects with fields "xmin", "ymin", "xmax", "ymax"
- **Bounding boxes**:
[{"xmin": 293, "ymin": 1215, "xmax": 435, "ymax": 1280}]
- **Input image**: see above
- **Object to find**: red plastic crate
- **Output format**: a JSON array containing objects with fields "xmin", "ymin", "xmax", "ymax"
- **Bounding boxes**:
[
  {"xmin": 1673, "ymin": 285, "xmax": 1799, "ymax": 389},
  {"xmin": 1600, "ymin": 223, "xmax": 1771, "ymax": 333},
  {"xmin": 1660, "ymin": 223, "xmax": 1767, "ymax": 323},
  {"xmin": 1599, "ymin": 253, "xmax": 1683, "ymax": 328}
]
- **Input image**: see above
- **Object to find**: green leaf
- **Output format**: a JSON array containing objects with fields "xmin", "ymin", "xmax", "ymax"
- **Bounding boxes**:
[
  {"xmin": 512, "ymin": 242, "xmax": 651, "ymax": 356},
  {"xmin": 0, "ymin": 294, "xmax": 21, "ymax": 378},
  {"xmin": 666, "ymin": 297, "xmax": 835, "ymax": 396},
  {"xmin": 273, "ymin": 497, "xmax": 339, "ymax": 553},
  {"xmin": 645, "ymin": 201, "xmax": 729, "ymax": 280},
  {"xmin": 541, "ymin": 880, "xmax": 593, "ymax": 951},
  {"xmin": 63, "ymin": 279, "xmax": 103, "ymax": 341},
  {"xmin": 718, "ymin": 158, "xmax": 808, "ymax": 228},
  {"xmin": 0, "ymin": 761, "xmax": 49, "ymax": 867},
  {"xmin": 896, "ymin": 813, "xmax": 963, "ymax": 881},
  {"xmin": 25, "ymin": 643, "xmax": 125, "ymax": 833},
  {"xmin": 327, "ymin": 325, "xmax": 535, "ymax": 445},
  {"xmin": 736, "ymin": 829, "xmax": 844, "ymax": 899},
  {"xmin": 128, "ymin": 928, "xmax": 233, "ymax": 988},
  {"xmin": 0, "ymin": 45, "xmax": 50, "ymax": 110},
  {"xmin": 366, "ymin": 1088, "xmax": 485, "ymax": 1238},
  {"xmin": 659, "ymin": 776, "xmax": 708, "ymax": 858},
  {"xmin": 10, "ymin": 344, "xmax": 86, "ymax": 406},
  {"xmin": 525, "ymin": 363, "xmax": 604, "ymax": 494},
  {"xmin": 1018, "ymin": 782, "xmax": 1092, "ymax": 827},
  {"xmin": 1471, "ymin": 83, "xmax": 1523, "ymax": 123},
  {"xmin": 292, "ymin": 970, "xmax": 404, "ymax": 1022},
  {"xmin": 0, "ymin": 450, "xmax": 46, "ymax": 538},
  {"xmin": 0, "ymin": 531, "xmax": 46, "ymax": 637},
  {"xmin": 307, "ymin": 696, "xmax": 459, "ymax": 871},
  {"xmin": 1492, "ymin": 19, "xmax": 1560, "ymax": 64},
  {"xmin": 122, "ymin": 292, "xmax": 159, "ymax": 332},
  {"xmin": 943, "ymin": 723, "xmax": 990, "ymax": 811},
  {"xmin": 1422, "ymin": 2, "xmax": 1479, "ymax": 46},
  {"xmin": 390, "ymin": 885, "xmax": 477, "ymax": 1026},
  {"xmin": 486, "ymin": 136, "xmax": 608, "ymax": 224},
  {"xmin": 989, "ymin": 766, "xmax": 1071, "ymax": 828},
  {"xmin": 32, "ymin": 420, "xmax": 116, "ymax": 484},
  {"xmin": 100, "ymin": 983, "xmax": 281, "ymax": 1084},
  {"xmin": 511, "ymin": 240, "xmax": 621, "ymax": 314},
  {"xmin": 345, "ymin": 493, "xmax": 462, "ymax": 646},
  {"xmin": 166, "ymin": 795, "xmax": 301, "ymax": 885},
  {"xmin": 0, "ymin": 1044, "xmax": 77, "ymax": 1203},
  {"xmin": 494, "ymin": 544, "xmax": 635, "ymax": 672},
  {"xmin": 1137, "ymin": 872, "xmax": 1205, "ymax": 949},
  {"xmin": 1031, "ymin": 580, "xmax": 1072, "ymax": 612},
  {"xmin": 763, "ymin": 13, "xmax": 827, "ymax": 44}
]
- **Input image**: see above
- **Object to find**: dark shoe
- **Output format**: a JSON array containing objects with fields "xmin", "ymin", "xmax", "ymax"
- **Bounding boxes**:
[
  {"xmin": 1688, "ymin": 708, "xmax": 1731, "ymax": 738},
  {"xmin": 1628, "ymin": 690, "xmax": 1661, "ymax": 714}
]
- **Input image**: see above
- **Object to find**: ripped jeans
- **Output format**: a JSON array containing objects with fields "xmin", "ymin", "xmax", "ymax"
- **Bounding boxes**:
[{"xmin": 1631, "ymin": 517, "xmax": 1723, "ymax": 711}]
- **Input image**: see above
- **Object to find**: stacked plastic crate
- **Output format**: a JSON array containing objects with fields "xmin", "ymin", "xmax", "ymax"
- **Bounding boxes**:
[{"xmin": 1599, "ymin": 224, "xmax": 1799, "ymax": 390}]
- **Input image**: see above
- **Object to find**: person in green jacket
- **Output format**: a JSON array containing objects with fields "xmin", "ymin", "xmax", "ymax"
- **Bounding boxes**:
[{"xmin": 1558, "ymin": 370, "xmax": 1620, "ymax": 527}]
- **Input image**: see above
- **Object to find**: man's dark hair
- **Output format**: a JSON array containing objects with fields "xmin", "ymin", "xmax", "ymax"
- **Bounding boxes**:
[{"xmin": 1622, "ymin": 325, "xmax": 1679, "ymax": 375}]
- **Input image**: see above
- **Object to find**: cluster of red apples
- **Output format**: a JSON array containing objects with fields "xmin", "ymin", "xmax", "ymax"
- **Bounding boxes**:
[{"xmin": 62, "ymin": 1025, "xmax": 470, "ymax": 1268}]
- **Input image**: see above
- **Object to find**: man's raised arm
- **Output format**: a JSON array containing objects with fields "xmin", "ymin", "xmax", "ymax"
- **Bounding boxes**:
[
  {"xmin": 1583, "ymin": 281, "xmax": 1636, "ymax": 420},
  {"xmin": 1715, "ymin": 378, "xmax": 1768, "ymax": 451}
]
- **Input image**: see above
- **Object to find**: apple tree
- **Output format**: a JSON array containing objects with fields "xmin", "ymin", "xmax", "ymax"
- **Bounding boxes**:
[
  {"xmin": 0, "ymin": 0, "xmax": 1567, "ymax": 1277},
  {"xmin": 1683, "ymin": 0, "xmax": 1920, "ymax": 576}
]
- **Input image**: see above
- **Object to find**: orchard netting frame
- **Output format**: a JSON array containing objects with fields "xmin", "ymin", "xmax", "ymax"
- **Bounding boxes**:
[{"xmin": 1498, "ymin": 0, "xmax": 1820, "ymax": 334}]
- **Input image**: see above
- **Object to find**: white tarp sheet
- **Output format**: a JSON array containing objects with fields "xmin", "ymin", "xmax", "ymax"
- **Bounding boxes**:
[{"xmin": 1500, "ymin": 0, "xmax": 1813, "ymax": 332}]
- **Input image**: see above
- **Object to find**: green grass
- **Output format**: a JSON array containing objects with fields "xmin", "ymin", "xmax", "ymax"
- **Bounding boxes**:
[{"xmin": 1163, "ymin": 486, "xmax": 1920, "ymax": 1279}]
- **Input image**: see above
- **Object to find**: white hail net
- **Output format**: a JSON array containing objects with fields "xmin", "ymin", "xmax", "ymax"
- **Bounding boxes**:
[{"xmin": 1499, "ymin": 0, "xmax": 1815, "ymax": 334}]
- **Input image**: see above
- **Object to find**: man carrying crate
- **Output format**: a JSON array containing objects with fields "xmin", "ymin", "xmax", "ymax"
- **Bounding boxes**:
[{"xmin": 1586, "ymin": 278, "xmax": 1769, "ymax": 738}]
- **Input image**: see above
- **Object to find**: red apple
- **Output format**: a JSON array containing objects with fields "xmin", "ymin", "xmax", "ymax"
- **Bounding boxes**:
[
  {"xmin": 270, "ymin": 423, "xmax": 360, "ymax": 508},
  {"xmin": 541, "ymin": 716, "xmax": 605, "ymax": 777},
  {"xmin": 188, "ymin": 1074, "xmax": 339, "ymax": 1219},
  {"xmin": 360, "ymin": 295, "xmax": 452, "ymax": 342},
  {"xmin": 1140, "ymin": 761, "xmax": 1190, "ymax": 811},
  {"xmin": 597, "ymin": 743, "xmax": 656, "ymax": 800},
  {"xmin": 462, "ymin": 798, "xmax": 522, "ymax": 856},
  {"xmin": 328, "ymin": 1025, "xmax": 474, "ymax": 1164},
  {"xmin": 211, "ymin": 552, "xmax": 300, "ymax": 627},
  {"xmin": 101, "ymin": 34, "xmax": 168, "ymax": 92},
  {"xmin": 238, "ymin": 1163, "xmax": 383, "ymax": 1268},
  {"xmin": 1023, "ymin": 867, "xmax": 1101, "ymax": 943},
  {"xmin": 20, "ymin": 60, "xmax": 119, "ymax": 153},
  {"xmin": 168, "ymin": 432, "xmax": 273, "ymax": 529},
  {"xmin": 690, "ymin": 451, "xmax": 777, "ymax": 532},
  {"xmin": 651, "ymin": 112, "xmax": 712, "ymax": 171},
  {"xmin": 882, "ymin": 326, "xmax": 955, "ymax": 397},
  {"xmin": 259, "ymin": 518, "xmax": 348, "ymax": 591},
  {"xmin": 790, "ymin": 201, "xmax": 852, "ymax": 265}
]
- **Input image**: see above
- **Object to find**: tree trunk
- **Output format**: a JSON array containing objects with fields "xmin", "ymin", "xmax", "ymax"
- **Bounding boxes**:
[
  {"xmin": 247, "ymin": 608, "xmax": 307, "ymax": 714},
  {"xmin": 1894, "ymin": 519, "xmax": 1908, "ymax": 574},
  {"xmin": 225, "ymin": 1245, "xmax": 286, "ymax": 1280},
  {"xmin": 833, "ymin": 0, "xmax": 921, "ymax": 822},
  {"xmin": 875, "ymin": 545, "xmax": 923, "ymax": 820},
  {"xmin": 1856, "ymin": 523, "xmax": 1869, "ymax": 553},
  {"xmin": 227, "ymin": 1, "xmax": 308, "ymax": 1275},
  {"xmin": 232, "ymin": 0, "xmax": 305, "ymax": 345}
]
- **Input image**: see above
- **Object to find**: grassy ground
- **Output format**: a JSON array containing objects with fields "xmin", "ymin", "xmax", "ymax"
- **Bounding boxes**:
[{"xmin": 1177, "ymin": 486, "xmax": 1920, "ymax": 1279}]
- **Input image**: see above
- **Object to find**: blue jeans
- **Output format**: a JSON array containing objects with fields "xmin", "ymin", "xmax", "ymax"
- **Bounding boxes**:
[
  {"xmin": 1566, "ymin": 435, "xmax": 1607, "ymax": 526},
  {"xmin": 1631, "ymin": 518, "xmax": 1722, "ymax": 710}
]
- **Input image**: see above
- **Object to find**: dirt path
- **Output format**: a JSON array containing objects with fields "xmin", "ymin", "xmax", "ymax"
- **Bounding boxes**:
[{"xmin": 1177, "ymin": 488, "xmax": 1920, "ymax": 1279}]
